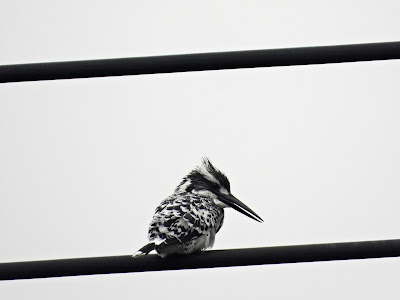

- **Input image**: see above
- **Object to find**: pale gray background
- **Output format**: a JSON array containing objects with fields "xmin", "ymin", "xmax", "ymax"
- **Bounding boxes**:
[{"xmin": 1, "ymin": 1, "xmax": 400, "ymax": 299}]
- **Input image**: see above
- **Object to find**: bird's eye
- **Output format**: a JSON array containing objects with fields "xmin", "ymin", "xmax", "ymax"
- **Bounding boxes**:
[{"xmin": 212, "ymin": 182, "xmax": 220, "ymax": 190}]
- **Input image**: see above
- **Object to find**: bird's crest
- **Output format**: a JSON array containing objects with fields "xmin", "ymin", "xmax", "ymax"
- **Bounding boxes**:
[{"xmin": 175, "ymin": 158, "xmax": 230, "ymax": 193}]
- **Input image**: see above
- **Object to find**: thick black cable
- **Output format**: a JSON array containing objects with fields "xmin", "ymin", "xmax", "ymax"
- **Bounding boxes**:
[
  {"xmin": 1, "ymin": 41, "xmax": 400, "ymax": 83},
  {"xmin": 1, "ymin": 239, "xmax": 400, "ymax": 280}
]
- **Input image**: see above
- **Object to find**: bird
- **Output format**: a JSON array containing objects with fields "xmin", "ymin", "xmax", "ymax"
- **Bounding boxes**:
[{"xmin": 133, "ymin": 158, "xmax": 263, "ymax": 258}]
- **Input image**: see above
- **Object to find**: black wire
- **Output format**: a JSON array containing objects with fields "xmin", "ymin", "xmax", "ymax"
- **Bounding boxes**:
[
  {"xmin": 1, "ymin": 41, "xmax": 400, "ymax": 83},
  {"xmin": 1, "ymin": 239, "xmax": 400, "ymax": 280}
]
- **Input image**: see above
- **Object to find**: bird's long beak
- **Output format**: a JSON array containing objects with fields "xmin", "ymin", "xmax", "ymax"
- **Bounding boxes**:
[{"xmin": 219, "ymin": 193, "xmax": 263, "ymax": 223}]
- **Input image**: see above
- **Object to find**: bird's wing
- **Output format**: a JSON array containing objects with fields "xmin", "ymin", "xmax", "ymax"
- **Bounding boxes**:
[{"xmin": 148, "ymin": 194, "xmax": 223, "ymax": 244}]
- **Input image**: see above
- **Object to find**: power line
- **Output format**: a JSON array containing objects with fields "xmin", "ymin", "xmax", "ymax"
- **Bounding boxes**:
[
  {"xmin": 1, "ymin": 239, "xmax": 400, "ymax": 280},
  {"xmin": 0, "ymin": 41, "xmax": 400, "ymax": 83}
]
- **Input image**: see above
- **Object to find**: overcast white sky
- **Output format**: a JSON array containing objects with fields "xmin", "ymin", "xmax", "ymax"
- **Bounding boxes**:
[{"xmin": 1, "ymin": 1, "xmax": 400, "ymax": 299}]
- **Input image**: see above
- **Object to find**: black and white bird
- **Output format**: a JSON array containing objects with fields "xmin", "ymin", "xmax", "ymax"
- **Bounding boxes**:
[{"xmin": 133, "ymin": 158, "xmax": 263, "ymax": 258}]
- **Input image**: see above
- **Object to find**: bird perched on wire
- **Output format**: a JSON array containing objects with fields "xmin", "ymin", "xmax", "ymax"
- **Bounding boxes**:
[{"xmin": 133, "ymin": 158, "xmax": 263, "ymax": 258}]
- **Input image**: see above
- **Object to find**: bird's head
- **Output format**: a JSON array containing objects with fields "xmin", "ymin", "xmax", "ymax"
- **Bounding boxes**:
[{"xmin": 175, "ymin": 158, "xmax": 263, "ymax": 223}]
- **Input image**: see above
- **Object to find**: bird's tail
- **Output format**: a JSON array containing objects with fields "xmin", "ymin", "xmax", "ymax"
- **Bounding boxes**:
[{"xmin": 132, "ymin": 242, "xmax": 157, "ymax": 257}]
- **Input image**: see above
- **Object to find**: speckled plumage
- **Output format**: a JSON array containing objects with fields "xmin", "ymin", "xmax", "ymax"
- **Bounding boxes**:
[
  {"xmin": 148, "ymin": 192, "xmax": 224, "ymax": 256},
  {"xmin": 133, "ymin": 158, "xmax": 262, "ymax": 258}
]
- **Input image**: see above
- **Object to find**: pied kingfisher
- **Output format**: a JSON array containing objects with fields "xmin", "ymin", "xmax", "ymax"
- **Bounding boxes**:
[{"xmin": 133, "ymin": 158, "xmax": 263, "ymax": 258}]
